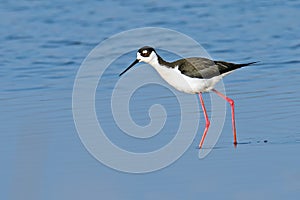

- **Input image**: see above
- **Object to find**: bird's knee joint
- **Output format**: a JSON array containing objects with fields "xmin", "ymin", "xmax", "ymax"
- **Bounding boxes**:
[{"xmin": 206, "ymin": 120, "xmax": 210, "ymax": 127}]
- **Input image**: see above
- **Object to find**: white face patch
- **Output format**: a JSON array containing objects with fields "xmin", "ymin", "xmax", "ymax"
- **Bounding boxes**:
[{"xmin": 142, "ymin": 50, "xmax": 148, "ymax": 55}]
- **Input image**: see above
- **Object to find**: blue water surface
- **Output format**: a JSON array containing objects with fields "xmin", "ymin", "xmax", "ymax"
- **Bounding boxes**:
[{"xmin": 1, "ymin": 0, "xmax": 300, "ymax": 199}]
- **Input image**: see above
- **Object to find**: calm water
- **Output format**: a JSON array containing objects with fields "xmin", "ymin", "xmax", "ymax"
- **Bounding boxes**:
[{"xmin": 1, "ymin": 0, "xmax": 300, "ymax": 199}]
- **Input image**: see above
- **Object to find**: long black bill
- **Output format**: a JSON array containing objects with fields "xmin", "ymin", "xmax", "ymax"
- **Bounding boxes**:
[{"xmin": 119, "ymin": 59, "xmax": 139, "ymax": 77}]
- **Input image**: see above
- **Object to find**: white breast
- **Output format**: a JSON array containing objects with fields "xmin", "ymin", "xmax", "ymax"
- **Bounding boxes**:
[{"xmin": 149, "ymin": 60, "xmax": 223, "ymax": 94}]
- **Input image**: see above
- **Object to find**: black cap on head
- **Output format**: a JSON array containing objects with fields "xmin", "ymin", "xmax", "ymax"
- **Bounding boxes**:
[{"xmin": 138, "ymin": 46, "xmax": 155, "ymax": 57}]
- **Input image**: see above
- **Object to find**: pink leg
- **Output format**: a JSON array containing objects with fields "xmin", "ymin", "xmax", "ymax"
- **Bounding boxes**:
[
  {"xmin": 198, "ymin": 93, "xmax": 210, "ymax": 148},
  {"xmin": 212, "ymin": 89, "xmax": 237, "ymax": 145}
]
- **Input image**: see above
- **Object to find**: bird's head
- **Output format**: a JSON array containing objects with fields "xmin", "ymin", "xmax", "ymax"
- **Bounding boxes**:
[
  {"xmin": 119, "ymin": 46, "xmax": 157, "ymax": 76},
  {"xmin": 136, "ymin": 46, "xmax": 157, "ymax": 64}
]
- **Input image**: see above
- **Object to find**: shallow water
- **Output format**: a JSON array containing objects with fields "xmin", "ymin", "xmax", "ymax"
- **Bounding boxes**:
[{"xmin": 1, "ymin": 0, "xmax": 300, "ymax": 199}]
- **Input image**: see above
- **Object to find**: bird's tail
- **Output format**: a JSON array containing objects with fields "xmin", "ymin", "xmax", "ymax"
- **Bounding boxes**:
[
  {"xmin": 215, "ymin": 60, "xmax": 259, "ymax": 75},
  {"xmin": 235, "ymin": 61, "xmax": 259, "ymax": 67}
]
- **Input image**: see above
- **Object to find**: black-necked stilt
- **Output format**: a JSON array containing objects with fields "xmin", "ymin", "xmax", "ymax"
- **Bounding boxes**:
[{"xmin": 119, "ymin": 46, "xmax": 257, "ymax": 148}]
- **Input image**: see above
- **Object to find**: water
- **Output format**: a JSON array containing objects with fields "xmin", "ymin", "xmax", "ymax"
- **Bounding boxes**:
[{"xmin": 1, "ymin": 0, "xmax": 300, "ymax": 199}]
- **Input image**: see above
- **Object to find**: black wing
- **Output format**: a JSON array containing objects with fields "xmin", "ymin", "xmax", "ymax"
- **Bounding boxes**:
[{"xmin": 173, "ymin": 57, "xmax": 257, "ymax": 79}]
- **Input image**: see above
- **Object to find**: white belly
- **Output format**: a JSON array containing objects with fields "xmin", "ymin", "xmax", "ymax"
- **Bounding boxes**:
[{"xmin": 151, "ymin": 64, "xmax": 223, "ymax": 94}]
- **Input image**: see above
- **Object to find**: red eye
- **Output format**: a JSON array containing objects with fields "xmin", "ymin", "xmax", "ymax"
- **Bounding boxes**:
[{"xmin": 142, "ymin": 50, "xmax": 148, "ymax": 56}]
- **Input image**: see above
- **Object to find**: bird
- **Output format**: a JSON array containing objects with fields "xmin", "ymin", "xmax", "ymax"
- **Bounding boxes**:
[{"xmin": 119, "ymin": 46, "xmax": 257, "ymax": 148}]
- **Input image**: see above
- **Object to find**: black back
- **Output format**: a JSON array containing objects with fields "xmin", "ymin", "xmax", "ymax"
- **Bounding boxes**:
[{"xmin": 167, "ymin": 57, "xmax": 257, "ymax": 79}]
